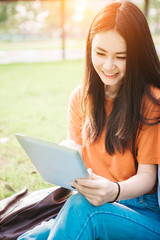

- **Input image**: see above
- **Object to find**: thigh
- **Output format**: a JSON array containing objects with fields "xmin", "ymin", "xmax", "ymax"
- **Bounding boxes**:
[
  {"xmin": 118, "ymin": 191, "xmax": 160, "ymax": 220},
  {"xmin": 48, "ymin": 193, "xmax": 160, "ymax": 240}
]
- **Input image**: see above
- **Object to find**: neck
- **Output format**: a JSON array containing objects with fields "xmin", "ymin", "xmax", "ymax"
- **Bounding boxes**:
[
  {"xmin": 105, "ymin": 85, "xmax": 118, "ymax": 99},
  {"xmin": 105, "ymin": 81, "xmax": 122, "ymax": 99}
]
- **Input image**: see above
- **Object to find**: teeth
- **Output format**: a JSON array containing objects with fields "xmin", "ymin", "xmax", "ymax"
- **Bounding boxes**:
[
  {"xmin": 106, "ymin": 73, "xmax": 115, "ymax": 76},
  {"xmin": 104, "ymin": 72, "xmax": 117, "ymax": 76}
]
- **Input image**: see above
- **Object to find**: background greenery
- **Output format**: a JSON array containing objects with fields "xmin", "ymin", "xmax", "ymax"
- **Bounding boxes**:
[{"xmin": 0, "ymin": 60, "xmax": 84, "ymax": 199}]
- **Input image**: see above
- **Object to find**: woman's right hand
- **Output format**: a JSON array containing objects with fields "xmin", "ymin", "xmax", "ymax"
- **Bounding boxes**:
[{"xmin": 71, "ymin": 169, "xmax": 119, "ymax": 206}]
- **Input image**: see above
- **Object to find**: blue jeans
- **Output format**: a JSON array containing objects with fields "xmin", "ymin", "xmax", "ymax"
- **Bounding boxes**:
[
  {"xmin": 158, "ymin": 165, "xmax": 160, "ymax": 206},
  {"xmin": 18, "ymin": 191, "xmax": 160, "ymax": 240}
]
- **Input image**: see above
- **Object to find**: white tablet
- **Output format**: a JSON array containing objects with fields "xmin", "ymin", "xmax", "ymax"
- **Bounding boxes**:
[{"xmin": 15, "ymin": 133, "xmax": 89, "ymax": 190}]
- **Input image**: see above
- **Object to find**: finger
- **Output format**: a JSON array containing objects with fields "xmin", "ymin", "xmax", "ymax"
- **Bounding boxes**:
[
  {"xmin": 85, "ymin": 196, "xmax": 96, "ymax": 205},
  {"xmin": 76, "ymin": 184, "xmax": 99, "ymax": 197},
  {"xmin": 73, "ymin": 182, "xmax": 106, "ymax": 206},
  {"xmin": 87, "ymin": 168, "xmax": 93, "ymax": 174},
  {"xmin": 77, "ymin": 189, "xmax": 96, "ymax": 204},
  {"xmin": 76, "ymin": 178, "xmax": 104, "ymax": 189},
  {"xmin": 87, "ymin": 168, "xmax": 94, "ymax": 178},
  {"xmin": 83, "ymin": 194, "xmax": 102, "ymax": 206},
  {"xmin": 70, "ymin": 181, "xmax": 93, "ymax": 193},
  {"xmin": 87, "ymin": 169, "xmax": 103, "ymax": 180}
]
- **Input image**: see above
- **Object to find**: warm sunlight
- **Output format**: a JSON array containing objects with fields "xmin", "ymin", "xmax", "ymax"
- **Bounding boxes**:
[{"xmin": 73, "ymin": 0, "xmax": 88, "ymax": 21}]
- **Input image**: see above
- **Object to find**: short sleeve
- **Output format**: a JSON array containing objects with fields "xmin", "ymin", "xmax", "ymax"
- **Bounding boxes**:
[
  {"xmin": 67, "ymin": 86, "xmax": 83, "ymax": 145},
  {"xmin": 137, "ymin": 123, "xmax": 160, "ymax": 164},
  {"xmin": 137, "ymin": 87, "xmax": 160, "ymax": 164}
]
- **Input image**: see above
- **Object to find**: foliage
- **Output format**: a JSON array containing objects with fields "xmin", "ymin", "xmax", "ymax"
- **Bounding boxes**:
[{"xmin": 0, "ymin": 0, "xmax": 159, "ymax": 40}]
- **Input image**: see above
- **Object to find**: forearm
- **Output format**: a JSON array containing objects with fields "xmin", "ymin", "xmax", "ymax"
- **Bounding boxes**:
[
  {"xmin": 117, "ymin": 164, "xmax": 157, "ymax": 200},
  {"xmin": 72, "ymin": 164, "xmax": 157, "ymax": 206}
]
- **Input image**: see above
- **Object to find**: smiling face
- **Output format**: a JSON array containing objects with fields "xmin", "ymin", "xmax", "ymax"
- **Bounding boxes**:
[{"xmin": 91, "ymin": 30, "xmax": 127, "ymax": 98}]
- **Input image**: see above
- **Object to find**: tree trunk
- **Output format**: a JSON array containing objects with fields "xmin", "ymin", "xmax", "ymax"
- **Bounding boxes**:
[{"xmin": 144, "ymin": 0, "xmax": 149, "ymax": 19}]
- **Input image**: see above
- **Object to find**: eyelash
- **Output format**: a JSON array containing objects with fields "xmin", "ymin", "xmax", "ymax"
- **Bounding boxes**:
[
  {"xmin": 117, "ymin": 57, "xmax": 127, "ymax": 60},
  {"xmin": 96, "ymin": 52, "xmax": 126, "ymax": 60},
  {"xmin": 96, "ymin": 52, "xmax": 105, "ymax": 56}
]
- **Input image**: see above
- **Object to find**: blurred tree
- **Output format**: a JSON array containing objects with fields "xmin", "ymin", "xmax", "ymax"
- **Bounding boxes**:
[
  {"xmin": 0, "ymin": 3, "xmax": 7, "ymax": 23},
  {"xmin": 0, "ymin": 2, "xmax": 17, "ymax": 33},
  {"xmin": 144, "ymin": 0, "xmax": 149, "ymax": 18},
  {"xmin": 148, "ymin": 0, "xmax": 160, "ymax": 34},
  {"xmin": 0, "ymin": 1, "xmax": 60, "ymax": 36}
]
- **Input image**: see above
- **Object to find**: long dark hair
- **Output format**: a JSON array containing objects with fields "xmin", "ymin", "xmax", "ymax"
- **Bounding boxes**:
[{"xmin": 81, "ymin": 1, "xmax": 160, "ymax": 158}]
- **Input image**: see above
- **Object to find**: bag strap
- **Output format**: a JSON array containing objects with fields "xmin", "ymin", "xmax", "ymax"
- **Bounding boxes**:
[
  {"xmin": 0, "ymin": 187, "xmax": 28, "ymax": 217},
  {"xmin": 53, "ymin": 187, "xmax": 72, "ymax": 203}
]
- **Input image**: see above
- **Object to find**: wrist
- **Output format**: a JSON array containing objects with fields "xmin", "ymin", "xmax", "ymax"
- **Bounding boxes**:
[{"xmin": 109, "ymin": 182, "xmax": 121, "ymax": 203}]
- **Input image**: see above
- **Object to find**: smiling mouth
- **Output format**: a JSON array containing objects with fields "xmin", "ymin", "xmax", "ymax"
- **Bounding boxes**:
[{"xmin": 102, "ymin": 72, "xmax": 119, "ymax": 78}]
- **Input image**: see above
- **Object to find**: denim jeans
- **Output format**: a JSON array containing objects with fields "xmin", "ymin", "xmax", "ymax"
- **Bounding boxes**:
[
  {"xmin": 158, "ymin": 165, "xmax": 160, "ymax": 206},
  {"xmin": 18, "ymin": 191, "xmax": 160, "ymax": 240}
]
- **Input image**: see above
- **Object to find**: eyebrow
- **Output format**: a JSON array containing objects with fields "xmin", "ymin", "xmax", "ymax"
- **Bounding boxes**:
[{"xmin": 95, "ymin": 47, "xmax": 127, "ymax": 55}]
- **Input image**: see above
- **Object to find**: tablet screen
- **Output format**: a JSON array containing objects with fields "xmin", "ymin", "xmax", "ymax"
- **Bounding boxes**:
[{"xmin": 16, "ymin": 133, "xmax": 89, "ymax": 190}]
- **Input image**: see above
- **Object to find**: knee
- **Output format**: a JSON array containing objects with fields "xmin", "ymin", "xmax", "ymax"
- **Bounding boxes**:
[
  {"xmin": 65, "ymin": 193, "xmax": 92, "ymax": 214},
  {"xmin": 68, "ymin": 193, "xmax": 89, "ymax": 207}
]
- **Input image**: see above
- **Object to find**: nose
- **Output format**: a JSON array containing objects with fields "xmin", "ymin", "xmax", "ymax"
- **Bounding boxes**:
[{"xmin": 103, "ymin": 57, "xmax": 116, "ymax": 71}]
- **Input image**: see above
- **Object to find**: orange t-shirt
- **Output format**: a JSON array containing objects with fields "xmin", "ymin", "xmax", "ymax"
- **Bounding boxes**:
[{"xmin": 67, "ymin": 86, "xmax": 160, "ymax": 182}]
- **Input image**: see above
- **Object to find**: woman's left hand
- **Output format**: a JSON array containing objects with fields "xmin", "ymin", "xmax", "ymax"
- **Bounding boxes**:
[{"xmin": 71, "ymin": 169, "xmax": 118, "ymax": 206}]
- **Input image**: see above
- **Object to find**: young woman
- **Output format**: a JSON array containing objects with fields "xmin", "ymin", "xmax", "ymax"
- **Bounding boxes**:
[{"xmin": 18, "ymin": 1, "xmax": 160, "ymax": 239}]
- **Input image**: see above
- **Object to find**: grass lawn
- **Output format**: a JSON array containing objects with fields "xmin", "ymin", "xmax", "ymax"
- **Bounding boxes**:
[{"xmin": 0, "ymin": 60, "xmax": 84, "ymax": 199}]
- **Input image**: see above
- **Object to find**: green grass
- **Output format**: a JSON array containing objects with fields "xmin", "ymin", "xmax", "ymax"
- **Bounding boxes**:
[{"xmin": 0, "ymin": 60, "xmax": 84, "ymax": 199}]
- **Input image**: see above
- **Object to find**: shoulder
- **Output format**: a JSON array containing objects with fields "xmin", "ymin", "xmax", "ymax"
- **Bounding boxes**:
[
  {"xmin": 69, "ymin": 85, "xmax": 83, "ymax": 105},
  {"xmin": 142, "ymin": 86, "xmax": 160, "ymax": 121}
]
